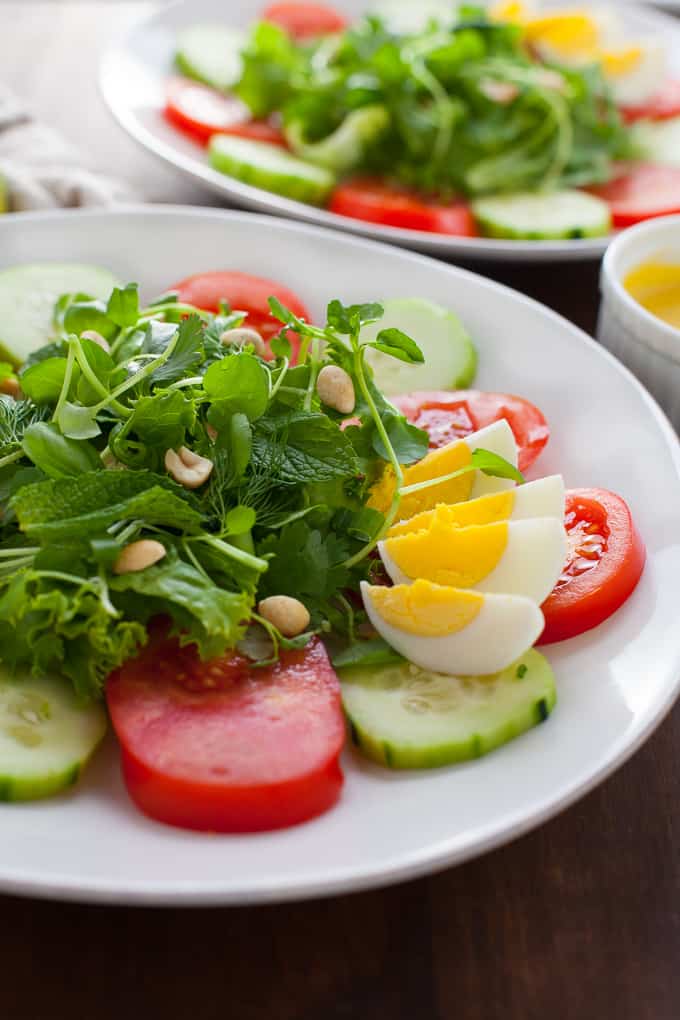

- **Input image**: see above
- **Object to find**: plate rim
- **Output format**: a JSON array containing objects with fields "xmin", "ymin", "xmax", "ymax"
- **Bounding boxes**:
[
  {"xmin": 98, "ymin": 0, "xmax": 680, "ymax": 263},
  {"xmin": 1, "ymin": 204, "xmax": 679, "ymax": 906}
]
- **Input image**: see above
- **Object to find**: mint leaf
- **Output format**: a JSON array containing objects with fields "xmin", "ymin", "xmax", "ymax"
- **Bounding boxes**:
[
  {"xmin": 106, "ymin": 283, "xmax": 140, "ymax": 328},
  {"xmin": 368, "ymin": 327, "xmax": 424, "ymax": 364},
  {"xmin": 11, "ymin": 470, "xmax": 203, "ymax": 540},
  {"xmin": 253, "ymin": 410, "xmax": 359, "ymax": 484},
  {"xmin": 471, "ymin": 447, "xmax": 524, "ymax": 483},
  {"xmin": 22, "ymin": 423, "xmax": 100, "ymax": 478}
]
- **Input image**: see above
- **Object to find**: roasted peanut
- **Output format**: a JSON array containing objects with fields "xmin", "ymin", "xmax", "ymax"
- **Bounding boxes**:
[
  {"xmin": 81, "ymin": 329, "xmax": 111, "ymax": 353},
  {"xmin": 113, "ymin": 540, "xmax": 166, "ymax": 575},
  {"xmin": 219, "ymin": 327, "xmax": 266, "ymax": 358},
  {"xmin": 165, "ymin": 446, "xmax": 214, "ymax": 489},
  {"xmin": 316, "ymin": 364, "xmax": 355, "ymax": 415},
  {"xmin": 258, "ymin": 595, "xmax": 311, "ymax": 638}
]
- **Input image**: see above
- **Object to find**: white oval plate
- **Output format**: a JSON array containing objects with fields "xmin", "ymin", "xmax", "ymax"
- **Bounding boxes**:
[
  {"xmin": 100, "ymin": 0, "xmax": 680, "ymax": 262},
  {"xmin": 1, "ymin": 206, "xmax": 679, "ymax": 905}
]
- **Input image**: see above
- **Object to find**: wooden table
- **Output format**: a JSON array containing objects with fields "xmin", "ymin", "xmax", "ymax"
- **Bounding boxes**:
[{"xmin": 1, "ymin": 6, "xmax": 679, "ymax": 1020}]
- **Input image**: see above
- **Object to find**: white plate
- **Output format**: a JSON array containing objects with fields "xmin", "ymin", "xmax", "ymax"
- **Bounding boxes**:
[
  {"xmin": 100, "ymin": 0, "xmax": 680, "ymax": 262},
  {"xmin": 1, "ymin": 206, "xmax": 679, "ymax": 905}
]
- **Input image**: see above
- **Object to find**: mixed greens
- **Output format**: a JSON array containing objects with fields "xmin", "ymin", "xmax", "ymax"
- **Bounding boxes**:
[
  {"xmin": 233, "ymin": 5, "xmax": 633, "ymax": 197},
  {"xmin": 0, "ymin": 279, "xmax": 517, "ymax": 700}
]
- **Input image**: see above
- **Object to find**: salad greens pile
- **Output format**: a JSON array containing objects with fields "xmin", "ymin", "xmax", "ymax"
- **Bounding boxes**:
[
  {"xmin": 235, "ymin": 4, "xmax": 633, "ymax": 196},
  {"xmin": 0, "ymin": 280, "xmax": 518, "ymax": 700}
]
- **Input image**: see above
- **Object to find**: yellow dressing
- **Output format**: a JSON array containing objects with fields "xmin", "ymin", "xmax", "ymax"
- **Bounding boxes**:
[
  {"xmin": 624, "ymin": 261, "xmax": 680, "ymax": 331},
  {"xmin": 384, "ymin": 520, "xmax": 509, "ymax": 588},
  {"xmin": 367, "ymin": 440, "xmax": 474, "ymax": 518},
  {"xmin": 367, "ymin": 581, "xmax": 484, "ymax": 637},
  {"xmin": 388, "ymin": 491, "xmax": 516, "ymax": 538}
]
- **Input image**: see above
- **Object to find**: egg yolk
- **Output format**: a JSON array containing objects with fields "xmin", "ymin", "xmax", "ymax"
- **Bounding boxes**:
[
  {"xmin": 388, "ymin": 491, "xmax": 516, "ymax": 538},
  {"xmin": 368, "ymin": 440, "xmax": 474, "ymax": 518},
  {"xmin": 524, "ymin": 12, "xmax": 599, "ymax": 55},
  {"xmin": 367, "ymin": 581, "xmax": 484, "ymax": 636},
  {"xmin": 624, "ymin": 260, "xmax": 680, "ymax": 330},
  {"xmin": 601, "ymin": 46, "xmax": 643, "ymax": 77},
  {"xmin": 384, "ymin": 520, "xmax": 509, "ymax": 588}
]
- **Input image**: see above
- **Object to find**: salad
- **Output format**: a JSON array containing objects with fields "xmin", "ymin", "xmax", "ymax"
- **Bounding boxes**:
[
  {"xmin": 0, "ymin": 262, "xmax": 644, "ymax": 831},
  {"xmin": 162, "ymin": 1, "xmax": 680, "ymax": 240}
]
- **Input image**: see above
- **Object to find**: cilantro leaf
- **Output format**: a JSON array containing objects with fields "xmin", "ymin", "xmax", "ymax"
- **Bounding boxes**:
[{"xmin": 257, "ymin": 520, "xmax": 351, "ymax": 610}]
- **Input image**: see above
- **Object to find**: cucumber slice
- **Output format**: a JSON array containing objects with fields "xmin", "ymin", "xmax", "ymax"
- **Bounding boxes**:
[
  {"xmin": 209, "ymin": 135, "xmax": 336, "ymax": 205},
  {"xmin": 0, "ymin": 263, "xmax": 120, "ymax": 366},
  {"xmin": 0, "ymin": 669, "xmax": 107, "ymax": 801},
  {"xmin": 359, "ymin": 297, "xmax": 477, "ymax": 396},
  {"xmin": 632, "ymin": 116, "xmax": 680, "ymax": 168},
  {"xmin": 285, "ymin": 105, "xmax": 390, "ymax": 173},
  {"xmin": 472, "ymin": 189, "xmax": 612, "ymax": 240},
  {"xmin": 339, "ymin": 648, "xmax": 556, "ymax": 769},
  {"xmin": 175, "ymin": 24, "xmax": 245, "ymax": 93}
]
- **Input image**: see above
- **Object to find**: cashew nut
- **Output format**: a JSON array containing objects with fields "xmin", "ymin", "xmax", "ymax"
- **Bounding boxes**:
[
  {"xmin": 219, "ymin": 327, "xmax": 266, "ymax": 358},
  {"xmin": 165, "ymin": 446, "xmax": 214, "ymax": 489},
  {"xmin": 0, "ymin": 376, "xmax": 20, "ymax": 399},
  {"xmin": 258, "ymin": 595, "xmax": 311, "ymax": 638},
  {"xmin": 81, "ymin": 329, "xmax": 111, "ymax": 353},
  {"xmin": 478, "ymin": 79, "xmax": 519, "ymax": 104},
  {"xmin": 113, "ymin": 539, "xmax": 166, "ymax": 575},
  {"xmin": 316, "ymin": 364, "xmax": 355, "ymax": 415}
]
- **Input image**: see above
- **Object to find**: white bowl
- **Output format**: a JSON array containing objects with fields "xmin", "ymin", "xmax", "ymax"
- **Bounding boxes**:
[{"xmin": 600, "ymin": 215, "xmax": 680, "ymax": 431}]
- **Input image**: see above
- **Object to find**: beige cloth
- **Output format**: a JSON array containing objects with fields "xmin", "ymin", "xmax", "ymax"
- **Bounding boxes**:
[{"xmin": 0, "ymin": 84, "xmax": 137, "ymax": 210}]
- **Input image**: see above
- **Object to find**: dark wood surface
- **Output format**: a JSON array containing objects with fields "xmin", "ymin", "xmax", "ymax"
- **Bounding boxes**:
[{"xmin": 2, "ymin": 6, "xmax": 679, "ymax": 1020}]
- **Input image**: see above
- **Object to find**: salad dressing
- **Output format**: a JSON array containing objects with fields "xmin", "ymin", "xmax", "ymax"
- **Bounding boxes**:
[{"xmin": 624, "ymin": 260, "xmax": 680, "ymax": 330}]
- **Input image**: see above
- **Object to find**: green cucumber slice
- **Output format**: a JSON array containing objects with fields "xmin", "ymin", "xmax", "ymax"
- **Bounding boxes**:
[
  {"xmin": 285, "ymin": 105, "xmax": 390, "ymax": 173},
  {"xmin": 359, "ymin": 297, "xmax": 477, "ymax": 395},
  {"xmin": 472, "ymin": 189, "xmax": 612, "ymax": 240},
  {"xmin": 209, "ymin": 135, "xmax": 336, "ymax": 205},
  {"xmin": 175, "ymin": 24, "xmax": 245, "ymax": 93},
  {"xmin": 339, "ymin": 648, "xmax": 556, "ymax": 769},
  {"xmin": 632, "ymin": 116, "xmax": 680, "ymax": 168},
  {"xmin": 0, "ymin": 669, "xmax": 107, "ymax": 801},
  {"xmin": 0, "ymin": 263, "xmax": 120, "ymax": 366}
]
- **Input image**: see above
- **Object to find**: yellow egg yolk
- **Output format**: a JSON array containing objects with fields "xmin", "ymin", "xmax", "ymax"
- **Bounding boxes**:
[
  {"xmin": 601, "ymin": 46, "xmax": 643, "ymax": 78},
  {"xmin": 624, "ymin": 260, "xmax": 680, "ymax": 330},
  {"xmin": 367, "ymin": 581, "xmax": 484, "ymax": 636},
  {"xmin": 524, "ymin": 12, "xmax": 599, "ymax": 56},
  {"xmin": 489, "ymin": 1, "xmax": 529, "ymax": 23},
  {"xmin": 388, "ymin": 491, "xmax": 516, "ymax": 538},
  {"xmin": 384, "ymin": 520, "xmax": 509, "ymax": 588},
  {"xmin": 368, "ymin": 440, "xmax": 474, "ymax": 518}
]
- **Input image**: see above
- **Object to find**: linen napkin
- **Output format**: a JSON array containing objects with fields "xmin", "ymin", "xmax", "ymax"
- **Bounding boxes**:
[{"xmin": 0, "ymin": 82, "xmax": 137, "ymax": 211}]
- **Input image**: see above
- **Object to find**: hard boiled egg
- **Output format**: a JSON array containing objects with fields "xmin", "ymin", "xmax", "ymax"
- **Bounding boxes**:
[
  {"xmin": 361, "ymin": 580, "xmax": 544, "ymax": 675},
  {"xmin": 379, "ymin": 516, "xmax": 566, "ymax": 604},
  {"xmin": 388, "ymin": 474, "xmax": 565, "ymax": 536},
  {"xmin": 368, "ymin": 419, "xmax": 518, "ymax": 519}
]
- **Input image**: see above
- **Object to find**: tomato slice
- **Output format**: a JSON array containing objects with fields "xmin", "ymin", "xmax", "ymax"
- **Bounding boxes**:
[
  {"xmin": 262, "ymin": 2, "xmax": 347, "ymax": 38},
  {"xmin": 392, "ymin": 390, "xmax": 550, "ymax": 473},
  {"xmin": 538, "ymin": 488, "xmax": 645, "ymax": 645},
  {"xmin": 328, "ymin": 179, "xmax": 477, "ymax": 236},
  {"xmin": 171, "ymin": 270, "xmax": 311, "ymax": 361},
  {"xmin": 621, "ymin": 79, "xmax": 680, "ymax": 123},
  {"xmin": 107, "ymin": 636, "xmax": 345, "ymax": 832},
  {"xmin": 587, "ymin": 164, "xmax": 680, "ymax": 228},
  {"xmin": 164, "ymin": 77, "xmax": 286, "ymax": 147}
]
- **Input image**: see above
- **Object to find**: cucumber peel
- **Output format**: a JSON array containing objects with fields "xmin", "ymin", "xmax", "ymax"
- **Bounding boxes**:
[
  {"xmin": 472, "ymin": 189, "xmax": 612, "ymax": 240},
  {"xmin": 175, "ymin": 24, "xmax": 245, "ymax": 93},
  {"xmin": 339, "ymin": 648, "xmax": 556, "ymax": 769},
  {"xmin": 359, "ymin": 297, "xmax": 477, "ymax": 395},
  {"xmin": 0, "ymin": 668, "xmax": 107, "ymax": 801},
  {"xmin": 209, "ymin": 135, "xmax": 336, "ymax": 205}
]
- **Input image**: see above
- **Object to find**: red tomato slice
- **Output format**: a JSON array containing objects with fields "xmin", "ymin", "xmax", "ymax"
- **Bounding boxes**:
[
  {"xmin": 392, "ymin": 390, "xmax": 550, "ymax": 474},
  {"xmin": 621, "ymin": 79, "xmax": 680, "ymax": 123},
  {"xmin": 538, "ymin": 488, "xmax": 645, "ymax": 645},
  {"xmin": 262, "ymin": 2, "xmax": 347, "ymax": 38},
  {"xmin": 328, "ymin": 179, "xmax": 477, "ymax": 236},
  {"xmin": 107, "ymin": 637, "xmax": 345, "ymax": 833},
  {"xmin": 587, "ymin": 164, "xmax": 680, "ymax": 228},
  {"xmin": 164, "ymin": 77, "xmax": 285, "ymax": 147},
  {"xmin": 171, "ymin": 270, "xmax": 311, "ymax": 361}
]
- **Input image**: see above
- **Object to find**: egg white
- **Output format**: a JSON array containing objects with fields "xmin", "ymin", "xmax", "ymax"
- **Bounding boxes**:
[
  {"xmin": 462, "ymin": 419, "xmax": 519, "ymax": 498},
  {"xmin": 379, "ymin": 516, "xmax": 566, "ymax": 604},
  {"xmin": 361, "ymin": 582, "xmax": 545, "ymax": 675}
]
